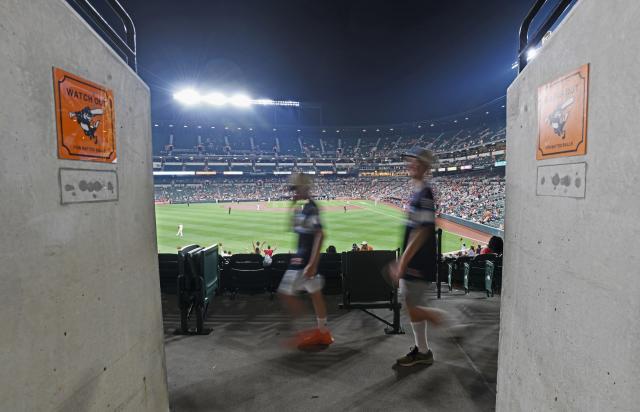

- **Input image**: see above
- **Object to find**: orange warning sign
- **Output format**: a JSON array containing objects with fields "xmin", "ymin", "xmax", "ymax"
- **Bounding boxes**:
[
  {"xmin": 537, "ymin": 64, "xmax": 589, "ymax": 160},
  {"xmin": 53, "ymin": 67, "xmax": 116, "ymax": 163}
]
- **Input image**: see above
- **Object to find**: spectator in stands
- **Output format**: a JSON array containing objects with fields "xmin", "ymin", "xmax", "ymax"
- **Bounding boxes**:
[
  {"xmin": 252, "ymin": 240, "xmax": 265, "ymax": 252},
  {"xmin": 482, "ymin": 236, "xmax": 504, "ymax": 255},
  {"xmin": 263, "ymin": 245, "xmax": 276, "ymax": 257},
  {"xmin": 351, "ymin": 243, "xmax": 359, "ymax": 252},
  {"xmin": 359, "ymin": 241, "xmax": 373, "ymax": 251},
  {"xmin": 325, "ymin": 245, "xmax": 337, "ymax": 254},
  {"xmin": 278, "ymin": 173, "xmax": 333, "ymax": 348},
  {"xmin": 389, "ymin": 148, "xmax": 448, "ymax": 367},
  {"xmin": 254, "ymin": 247, "xmax": 262, "ymax": 255},
  {"xmin": 468, "ymin": 245, "xmax": 476, "ymax": 257}
]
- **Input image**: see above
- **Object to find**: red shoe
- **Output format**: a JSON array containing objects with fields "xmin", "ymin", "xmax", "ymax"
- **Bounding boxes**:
[
  {"xmin": 297, "ymin": 329, "xmax": 334, "ymax": 348},
  {"xmin": 283, "ymin": 328, "xmax": 317, "ymax": 348}
]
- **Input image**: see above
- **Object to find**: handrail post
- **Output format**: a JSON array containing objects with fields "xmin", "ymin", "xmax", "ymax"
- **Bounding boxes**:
[
  {"xmin": 66, "ymin": 0, "xmax": 137, "ymax": 71},
  {"xmin": 518, "ymin": 0, "xmax": 575, "ymax": 72}
]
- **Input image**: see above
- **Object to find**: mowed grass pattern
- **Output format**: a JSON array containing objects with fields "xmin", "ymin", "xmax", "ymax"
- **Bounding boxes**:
[{"xmin": 155, "ymin": 200, "xmax": 474, "ymax": 254}]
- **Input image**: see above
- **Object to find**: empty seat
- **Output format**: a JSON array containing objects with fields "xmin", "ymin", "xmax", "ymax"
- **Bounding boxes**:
[
  {"xmin": 318, "ymin": 253, "xmax": 342, "ymax": 295},
  {"xmin": 340, "ymin": 250, "xmax": 402, "ymax": 334},
  {"xmin": 463, "ymin": 254, "xmax": 497, "ymax": 294},
  {"xmin": 269, "ymin": 253, "xmax": 292, "ymax": 294},
  {"xmin": 485, "ymin": 257, "xmax": 503, "ymax": 297},
  {"xmin": 448, "ymin": 256, "xmax": 471, "ymax": 291},
  {"xmin": 228, "ymin": 254, "xmax": 269, "ymax": 296},
  {"xmin": 158, "ymin": 253, "xmax": 178, "ymax": 294}
]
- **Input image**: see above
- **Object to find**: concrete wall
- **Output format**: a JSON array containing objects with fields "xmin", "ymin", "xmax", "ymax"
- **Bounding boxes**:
[
  {"xmin": 0, "ymin": 1, "xmax": 169, "ymax": 411},
  {"xmin": 498, "ymin": 0, "xmax": 640, "ymax": 410}
]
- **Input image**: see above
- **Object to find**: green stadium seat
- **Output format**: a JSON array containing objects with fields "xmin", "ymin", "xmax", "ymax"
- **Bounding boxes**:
[
  {"xmin": 268, "ymin": 253, "xmax": 292, "ymax": 296},
  {"xmin": 319, "ymin": 253, "xmax": 342, "ymax": 295},
  {"xmin": 448, "ymin": 256, "xmax": 471, "ymax": 291},
  {"xmin": 158, "ymin": 253, "xmax": 178, "ymax": 294},
  {"xmin": 485, "ymin": 257, "xmax": 503, "ymax": 297},
  {"xmin": 340, "ymin": 250, "xmax": 403, "ymax": 334},
  {"xmin": 463, "ymin": 254, "xmax": 497, "ymax": 294},
  {"xmin": 228, "ymin": 254, "xmax": 269, "ymax": 297}
]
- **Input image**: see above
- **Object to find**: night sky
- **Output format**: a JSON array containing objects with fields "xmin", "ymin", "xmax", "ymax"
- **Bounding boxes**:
[{"xmin": 121, "ymin": 0, "xmax": 537, "ymax": 125}]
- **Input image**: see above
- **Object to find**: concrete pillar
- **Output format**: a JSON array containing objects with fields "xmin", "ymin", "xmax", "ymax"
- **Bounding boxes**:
[
  {"xmin": 0, "ymin": 0, "xmax": 169, "ymax": 410},
  {"xmin": 498, "ymin": 0, "xmax": 640, "ymax": 410}
]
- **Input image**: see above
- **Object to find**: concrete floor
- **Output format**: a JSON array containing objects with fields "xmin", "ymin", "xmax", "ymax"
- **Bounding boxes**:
[{"xmin": 162, "ymin": 288, "xmax": 500, "ymax": 412}]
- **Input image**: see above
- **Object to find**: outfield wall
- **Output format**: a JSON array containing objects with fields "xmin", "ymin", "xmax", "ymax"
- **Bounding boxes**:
[
  {"xmin": 438, "ymin": 214, "xmax": 503, "ymax": 238},
  {"xmin": 498, "ymin": 0, "xmax": 640, "ymax": 410},
  {"xmin": 0, "ymin": 1, "xmax": 169, "ymax": 411}
]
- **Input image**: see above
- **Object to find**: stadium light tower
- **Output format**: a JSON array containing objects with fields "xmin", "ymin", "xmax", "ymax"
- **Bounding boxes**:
[
  {"xmin": 202, "ymin": 92, "xmax": 226, "ymax": 106},
  {"xmin": 173, "ymin": 88, "xmax": 300, "ymax": 108},
  {"xmin": 173, "ymin": 88, "xmax": 200, "ymax": 105},
  {"xmin": 229, "ymin": 94, "xmax": 252, "ymax": 108}
]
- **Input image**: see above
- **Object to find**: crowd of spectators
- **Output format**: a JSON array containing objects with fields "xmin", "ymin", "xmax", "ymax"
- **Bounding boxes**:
[
  {"xmin": 154, "ymin": 172, "xmax": 505, "ymax": 228},
  {"xmin": 432, "ymin": 174, "xmax": 505, "ymax": 229},
  {"xmin": 153, "ymin": 119, "xmax": 506, "ymax": 160}
]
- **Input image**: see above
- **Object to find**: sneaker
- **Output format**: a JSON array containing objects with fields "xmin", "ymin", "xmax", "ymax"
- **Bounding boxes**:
[
  {"xmin": 396, "ymin": 346, "xmax": 434, "ymax": 367},
  {"xmin": 297, "ymin": 329, "xmax": 334, "ymax": 348},
  {"xmin": 283, "ymin": 328, "xmax": 317, "ymax": 348}
]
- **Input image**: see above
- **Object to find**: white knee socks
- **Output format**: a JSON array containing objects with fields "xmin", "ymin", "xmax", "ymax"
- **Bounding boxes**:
[
  {"xmin": 411, "ymin": 321, "xmax": 428, "ymax": 353},
  {"xmin": 317, "ymin": 317, "xmax": 328, "ymax": 332}
]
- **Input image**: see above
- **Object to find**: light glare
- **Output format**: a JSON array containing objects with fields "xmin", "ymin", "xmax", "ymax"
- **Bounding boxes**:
[
  {"xmin": 230, "ymin": 94, "xmax": 252, "ymax": 108},
  {"xmin": 203, "ymin": 92, "xmax": 227, "ymax": 106},
  {"xmin": 173, "ymin": 89, "xmax": 200, "ymax": 105},
  {"xmin": 174, "ymin": 89, "xmax": 300, "ymax": 107}
]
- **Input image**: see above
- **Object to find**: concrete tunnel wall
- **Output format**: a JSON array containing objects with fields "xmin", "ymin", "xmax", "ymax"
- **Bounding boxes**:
[
  {"xmin": 498, "ymin": 0, "xmax": 640, "ymax": 410},
  {"xmin": 0, "ymin": 0, "xmax": 169, "ymax": 410}
]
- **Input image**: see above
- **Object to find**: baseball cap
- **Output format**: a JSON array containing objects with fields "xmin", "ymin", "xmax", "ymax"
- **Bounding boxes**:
[
  {"xmin": 402, "ymin": 147, "xmax": 437, "ymax": 167},
  {"xmin": 361, "ymin": 241, "xmax": 367, "ymax": 245}
]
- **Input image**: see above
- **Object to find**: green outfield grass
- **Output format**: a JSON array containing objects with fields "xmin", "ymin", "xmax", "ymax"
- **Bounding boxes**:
[{"xmin": 155, "ymin": 200, "xmax": 475, "ymax": 254}]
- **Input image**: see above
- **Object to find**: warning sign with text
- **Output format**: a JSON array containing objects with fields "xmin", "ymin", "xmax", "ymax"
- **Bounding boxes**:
[
  {"xmin": 53, "ymin": 67, "xmax": 116, "ymax": 163},
  {"xmin": 537, "ymin": 64, "xmax": 589, "ymax": 160}
]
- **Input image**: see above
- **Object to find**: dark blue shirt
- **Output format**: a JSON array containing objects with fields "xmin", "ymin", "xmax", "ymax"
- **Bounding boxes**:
[
  {"xmin": 402, "ymin": 184, "xmax": 437, "ymax": 281},
  {"xmin": 290, "ymin": 200, "xmax": 322, "ymax": 269}
]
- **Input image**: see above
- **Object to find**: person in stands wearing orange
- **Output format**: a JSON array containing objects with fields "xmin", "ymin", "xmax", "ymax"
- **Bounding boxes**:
[{"xmin": 360, "ymin": 241, "xmax": 374, "ymax": 251}]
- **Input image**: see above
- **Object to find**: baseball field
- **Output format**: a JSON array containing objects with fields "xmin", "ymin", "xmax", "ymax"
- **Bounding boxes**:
[{"xmin": 155, "ymin": 200, "xmax": 484, "ymax": 254}]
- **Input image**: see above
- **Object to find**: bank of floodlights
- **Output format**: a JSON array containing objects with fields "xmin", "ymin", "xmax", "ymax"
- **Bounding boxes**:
[{"xmin": 173, "ymin": 88, "xmax": 300, "ymax": 108}]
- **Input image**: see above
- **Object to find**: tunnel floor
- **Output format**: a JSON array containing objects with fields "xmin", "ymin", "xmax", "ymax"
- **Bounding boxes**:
[{"xmin": 162, "ymin": 288, "xmax": 500, "ymax": 412}]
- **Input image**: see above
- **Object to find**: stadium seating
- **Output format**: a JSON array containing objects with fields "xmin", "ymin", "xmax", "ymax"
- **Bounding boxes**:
[
  {"xmin": 158, "ymin": 253, "xmax": 178, "ymax": 294},
  {"xmin": 153, "ymin": 172, "xmax": 506, "ymax": 229},
  {"xmin": 227, "ymin": 254, "xmax": 270, "ymax": 297},
  {"xmin": 177, "ymin": 245, "xmax": 203, "ymax": 333},
  {"xmin": 485, "ymin": 258, "xmax": 503, "ymax": 297},
  {"xmin": 268, "ymin": 253, "xmax": 292, "ymax": 296},
  {"xmin": 463, "ymin": 254, "xmax": 498, "ymax": 294},
  {"xmin": 447, "ymin": 255, "xmax": 471, "ymax": 291},
  {"xmin": 339, "ymin": 250, "xmax": 403, "ymax": 334},
  {"xmin": 318, "ymin": 253, "xmax": 342, "ymax": 294},
  {"xmin": 174, "ymin": 244, "xmax": 221, "ymax": 334}
]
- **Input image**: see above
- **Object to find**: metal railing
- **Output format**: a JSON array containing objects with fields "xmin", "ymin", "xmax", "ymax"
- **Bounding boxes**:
[
  {"xmin": 66, "ymin": 0, "xmax": 137, "ymax": 71},
  {"xmin": 518, "ymin": 0, "xmax": 575, "ymax": 72}
]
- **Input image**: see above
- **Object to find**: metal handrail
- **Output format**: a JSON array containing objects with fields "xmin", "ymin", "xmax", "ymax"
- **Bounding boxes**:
[
  {"xmin": 66, "ymin": 0, "xmax": 137, "ymax": 71},
  {"xmin": 518, "ymin": 0, "xmax": 575, "ymax": 72}
]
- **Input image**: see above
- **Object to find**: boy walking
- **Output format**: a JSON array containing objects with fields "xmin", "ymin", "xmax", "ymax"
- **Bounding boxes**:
[
  {"xmin": 278, "ymin": 173, "xmax": 333, "ymax": 348},
  {"xmin": 390, "ymin": 148, "xmax": 447, "ymax": 366}
]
